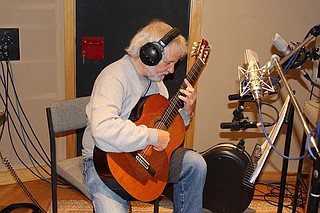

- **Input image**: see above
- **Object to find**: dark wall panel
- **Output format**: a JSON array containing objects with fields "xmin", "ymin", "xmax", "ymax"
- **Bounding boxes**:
[{"xmin": 76, "ymin": 0, "xmax": 191, "ymax": 98}]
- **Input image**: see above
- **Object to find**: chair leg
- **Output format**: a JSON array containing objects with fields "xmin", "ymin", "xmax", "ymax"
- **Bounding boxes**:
[{"xmin": 153, "ymin": 197, "xmax": 160, "ymax": 213}]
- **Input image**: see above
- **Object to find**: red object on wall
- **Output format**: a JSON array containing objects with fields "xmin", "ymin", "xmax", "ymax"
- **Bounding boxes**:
[{"xmin": 82, "ymin": 37, "xmax": 104, "ymax": 60}]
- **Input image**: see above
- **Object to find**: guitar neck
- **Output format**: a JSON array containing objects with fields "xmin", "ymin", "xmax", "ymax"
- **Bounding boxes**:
[{"xmin": 158, "ymin": 58, "xmax": 205, "ymax": 129}]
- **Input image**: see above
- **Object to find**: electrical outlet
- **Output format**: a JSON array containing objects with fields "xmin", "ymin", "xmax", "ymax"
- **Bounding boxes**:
[{"xmin": 0, "ymin": 28, "xmax": 20, "ymax": 61}]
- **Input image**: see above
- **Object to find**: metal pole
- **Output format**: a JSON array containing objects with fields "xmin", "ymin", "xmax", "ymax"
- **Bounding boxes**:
[{"xmin": 273, "ymin": 59, "xmax": 319, "ymax": 156}]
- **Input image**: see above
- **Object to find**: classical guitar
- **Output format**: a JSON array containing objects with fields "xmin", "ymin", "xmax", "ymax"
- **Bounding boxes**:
[{"xmin": 94, "ymin": 39, "xmax": 210, "ymax": 202}]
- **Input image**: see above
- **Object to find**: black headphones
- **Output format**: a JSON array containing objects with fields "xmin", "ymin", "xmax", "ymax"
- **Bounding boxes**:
[{"xmin": 139, "ymin": 27, "xmax": 181, "ymax": 66}]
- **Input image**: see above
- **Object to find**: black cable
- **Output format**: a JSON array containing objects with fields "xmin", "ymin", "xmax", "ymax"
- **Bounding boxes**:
[
  {"xmin": 0, "ymin": 59, "xmax": 70, "ymax": 192},
  {"xmin": 254, "ymin": 182, "xmax": 305, "ymax": 212},
  {"xmin": 3, "ymin": 102, "xmax": 50, "ymax": 178},
  {"xmin": 0, "ymin": 60, "xmax": 47, "ymax": 213},
  {"xmin": 4, "ymin": 60, "xmax": 50, "ymax": 163},
  {"xmin": 261, "ymin": 102, "xmax": 280, "ymax": 127},
  {"xmin": 1, "ymin": 157, "xmax": 45, "ymax": 213},
  {"xmin": 0, "ymin": 203, "xmax": 42, "ymax": 213},
  {"xmin": 0, "ymin": 91, "xmax": 51, "ymax": 173},
  {"xmin": 0, "ymin": 77, "xmax": 51, "ymax": 178},
  {"xmin": 0, "ymin": 61, "xmax": 51, "ymax": 174},
  {"xmin": 0, "ymin": 61, "xmax": 50, "ymax": 165},
  {"xmin": 0, "ymin": 55, "xmax": 75, "ymax": 212}
]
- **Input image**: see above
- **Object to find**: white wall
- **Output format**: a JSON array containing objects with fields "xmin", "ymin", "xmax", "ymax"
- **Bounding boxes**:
[
  {"xmin": 0, "ymin": 0, "xmax": 65, "ymax": 175},
  {"xmin": 194, "ymin": 0, "xmax": 320, "ymax": 174}
]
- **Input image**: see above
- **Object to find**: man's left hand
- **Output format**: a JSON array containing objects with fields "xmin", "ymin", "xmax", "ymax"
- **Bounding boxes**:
[{"xmin": 178, "ymin": 79, "xmax": 196, "ymax": 116}]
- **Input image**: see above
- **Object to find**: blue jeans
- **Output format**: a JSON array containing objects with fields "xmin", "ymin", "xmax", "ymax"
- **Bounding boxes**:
[{"xmin": 83, "ymin": 150, "xmax": 207, "ymax": 213}]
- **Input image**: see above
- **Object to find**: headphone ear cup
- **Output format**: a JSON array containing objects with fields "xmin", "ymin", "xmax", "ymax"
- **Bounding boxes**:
[
  {"xmin": 139, "ymin": 27, "xmax": 180, "ymax": 66},
  {"xmin": 140, "ymin": 42, "xmax": 163, "ymax": 66}
]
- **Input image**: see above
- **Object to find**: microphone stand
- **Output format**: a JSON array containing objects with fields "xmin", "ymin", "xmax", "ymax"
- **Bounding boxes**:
[
  {"xmin": 273, "ymin": 25, "xmax": 320, "ymax": 154},
  {"xmin": 272, "ymin": 25, "xmax": 320, "ymax": 86},
  {"xmin": 273, "ymin": 58, "xmax": 320, "ymax": 212}
]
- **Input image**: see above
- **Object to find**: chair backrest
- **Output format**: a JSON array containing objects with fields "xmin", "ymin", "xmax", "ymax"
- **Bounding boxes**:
[
  {"xmin": 47, "ymin": 96, "xmax": 91, "ymax": 213},
  {"xmin": 49, "ymin": 96, "xmax": 90, "ymax": 134}
]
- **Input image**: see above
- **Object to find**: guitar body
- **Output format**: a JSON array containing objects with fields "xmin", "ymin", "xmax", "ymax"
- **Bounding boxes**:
[{"xmin": 97, "ymin": 94, "xmax": 185, "ymax": 202}]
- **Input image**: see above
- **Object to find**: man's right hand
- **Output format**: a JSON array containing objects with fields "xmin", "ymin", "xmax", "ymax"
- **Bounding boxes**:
[{"xmin": 154, "ymin": 129, "xmax": 170, "ymax": 151}]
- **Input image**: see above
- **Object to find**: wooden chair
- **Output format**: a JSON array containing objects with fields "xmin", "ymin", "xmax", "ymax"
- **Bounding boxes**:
[{"xmin": 47, "ymin": 96, "xmax": 160, "ymax": 213}]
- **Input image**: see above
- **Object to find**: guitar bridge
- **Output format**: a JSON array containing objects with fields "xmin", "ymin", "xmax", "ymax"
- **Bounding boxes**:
[{"xmin": 130, "ymin": 152, "xmax": 156, "ymax": 177}]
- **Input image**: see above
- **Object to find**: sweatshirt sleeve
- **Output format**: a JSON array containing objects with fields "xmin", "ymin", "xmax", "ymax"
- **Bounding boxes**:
[
  {"xmin": 88, "ymin": 72, "xmax": 158, "ymax": 153},
  {"xmin": 179, "ymin": 108, "xmax": 192, "ymax": 126}
]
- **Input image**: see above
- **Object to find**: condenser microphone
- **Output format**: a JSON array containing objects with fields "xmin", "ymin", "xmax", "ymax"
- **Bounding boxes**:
[
  {"xmin": 245, "ymin": 49, "xmax": 263, "ymax": 108},
  {"xmin": 272, "ymin": 33, "xmax": 292, "ymax": 56},
  {"xmin": 238, "ymin": 50, "xmax": 274, "ymax": 108}
]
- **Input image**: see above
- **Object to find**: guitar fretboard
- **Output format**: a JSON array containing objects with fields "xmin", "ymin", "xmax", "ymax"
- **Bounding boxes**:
[{"xmin": 156, "ymin": 58, "xmax": 205, "ymax": 130}]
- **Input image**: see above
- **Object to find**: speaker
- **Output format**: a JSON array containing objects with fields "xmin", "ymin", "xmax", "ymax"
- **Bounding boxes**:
[
  {"xmin": 202, "ymin": 142, "xmax": 253, "ymax": 213},
  {"xmin": 139, "ymin": 27, "xmax": 180, "ymax": 66}
]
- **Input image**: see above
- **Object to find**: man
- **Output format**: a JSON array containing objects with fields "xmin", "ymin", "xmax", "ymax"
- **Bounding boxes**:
[{"xmin": 82, "ymin": 20, "xmax": 207, "ymax": 213}]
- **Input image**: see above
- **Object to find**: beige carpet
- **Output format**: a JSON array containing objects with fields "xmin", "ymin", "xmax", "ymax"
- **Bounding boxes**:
[{"xmin": 46, "ymin": 199, "xmax": 294, "ymax": 213}]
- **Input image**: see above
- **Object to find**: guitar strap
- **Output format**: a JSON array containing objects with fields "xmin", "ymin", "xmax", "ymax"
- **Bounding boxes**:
[{"xmin": 142, "ymin": 80, "xmax": 152, "ymax": 97}]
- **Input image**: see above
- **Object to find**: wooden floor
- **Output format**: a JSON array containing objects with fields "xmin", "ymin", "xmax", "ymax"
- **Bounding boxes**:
[
  {"xmin": 0, "ymin": 179, "xmax": 307, "ymax": 212},
  {"xmin": 0, "ymin": 180, "xmax": 87, "ymax": 212}
]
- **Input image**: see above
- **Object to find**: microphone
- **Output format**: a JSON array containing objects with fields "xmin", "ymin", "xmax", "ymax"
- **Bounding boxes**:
[
  {"xmin": 240, "ymin": 49, "xmax": 263, "ymax": 108},
  {"xmin": 228, "ymin": 93, "xmax": 254, "ymax": 101},
  {"xmin": 272, "ymin": 33, "xmax": 292, "ymax": 56},
  {"xmin": 238, "ymin": 50, "xmax": 275, "ymax": 109},
  {"xmin": 220, "ymin": 120, "xmax": 258, "ymax": 131},
  {"xmin": 220, "ymin": 120, "xmax": 273, "ymax": 131},
  {"xmin": 273, "ymin": 33, "xmax": 313, "ymax": 82}
]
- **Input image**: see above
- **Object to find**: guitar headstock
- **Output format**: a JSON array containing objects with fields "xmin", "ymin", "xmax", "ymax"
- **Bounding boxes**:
[{"xmin": 191, "ymin": 39, "xmax": 211, "ymax": 64}]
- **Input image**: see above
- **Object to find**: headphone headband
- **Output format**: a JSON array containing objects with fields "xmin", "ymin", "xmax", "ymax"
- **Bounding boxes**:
[{"xmin": 159, "ymin": 27, "xmax": 181, "ymax": 48}]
